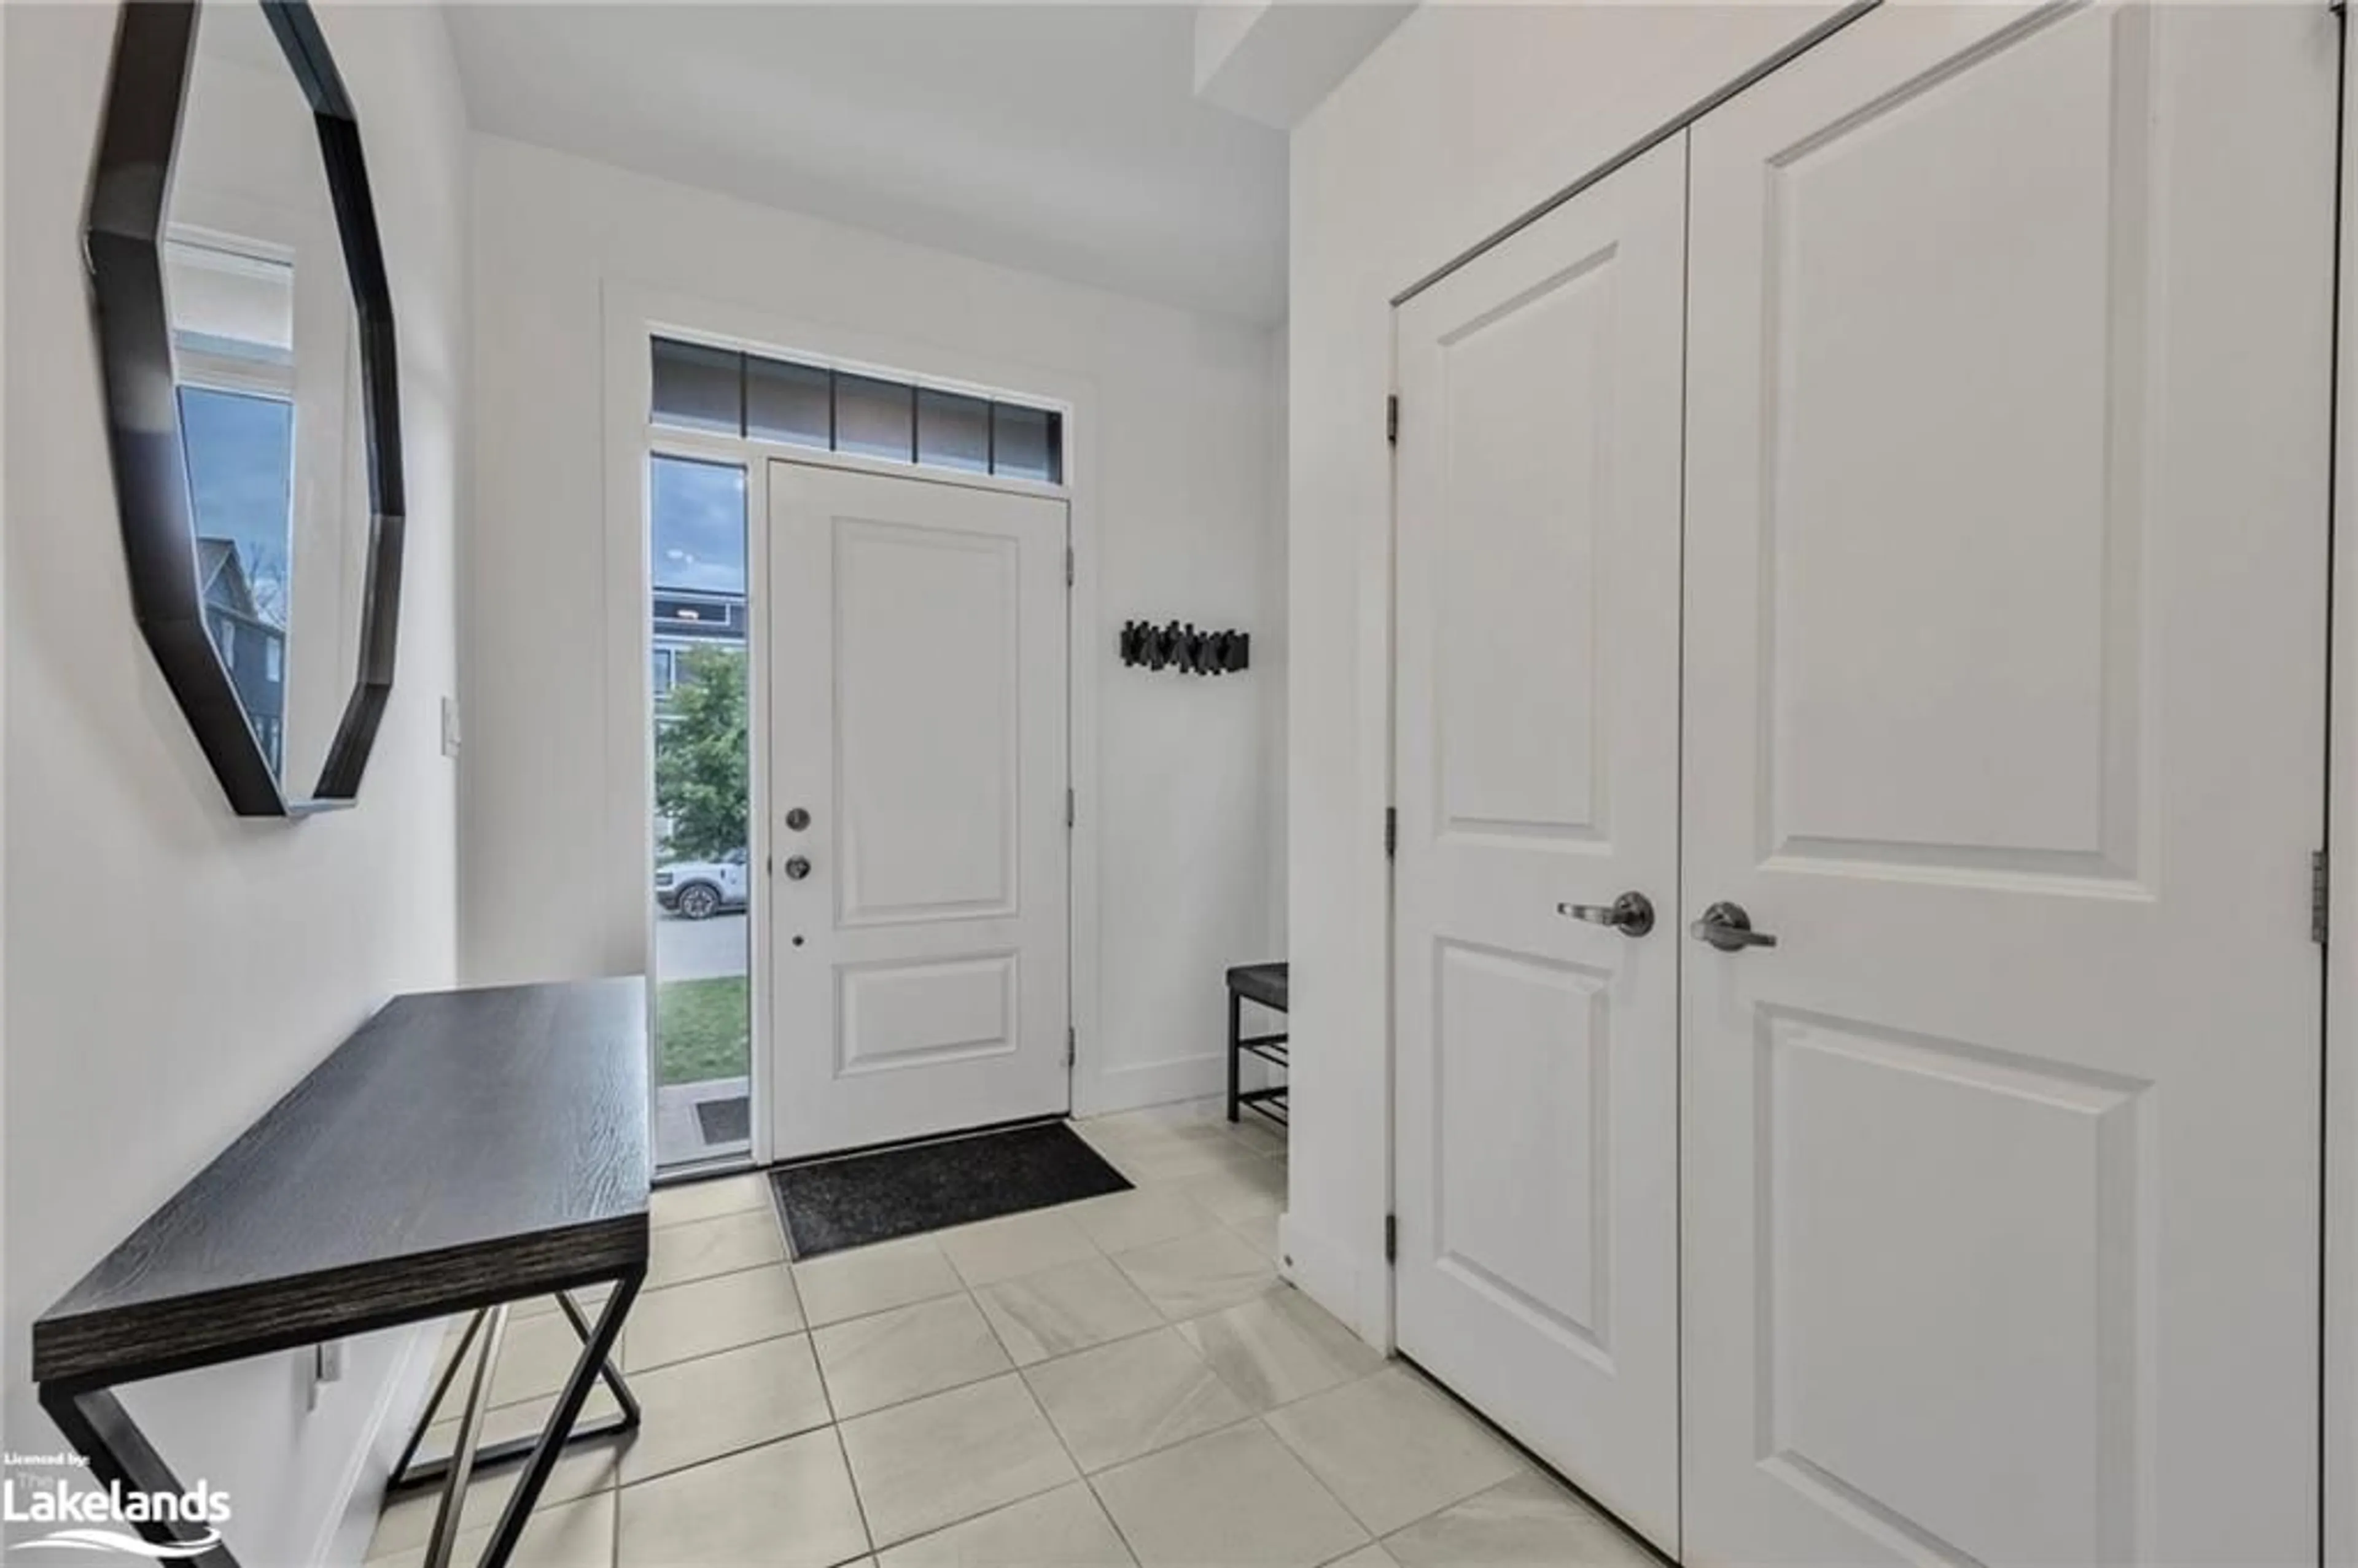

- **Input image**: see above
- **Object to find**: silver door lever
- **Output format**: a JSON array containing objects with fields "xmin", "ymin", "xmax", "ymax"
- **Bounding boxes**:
[
  {"xmin": 1691, "ymin": 901, "xmax": 1776, "ymax": 952},
  {"xmin": 1557, "ymin": 891, "xmax": 1655, "ymax": 937}
]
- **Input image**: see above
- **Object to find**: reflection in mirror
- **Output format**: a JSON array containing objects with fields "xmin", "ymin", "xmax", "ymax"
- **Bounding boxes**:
[{"xmin": 165, "ymin": 0, "xmax": 361, "ymax": 790}]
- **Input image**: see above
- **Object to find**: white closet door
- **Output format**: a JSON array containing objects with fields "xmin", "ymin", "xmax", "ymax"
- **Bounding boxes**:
[
  {"xmin": 1392, "ymin": 136, "xmax": 1687, "ymax": 1551},
  {"xmin": 1681, "ymin": 5, "xmax": 2334, "ymax": 1564},
  {"xmin": 768, "ymin": 460, "xmax": 1071, "ymax": 1159}
]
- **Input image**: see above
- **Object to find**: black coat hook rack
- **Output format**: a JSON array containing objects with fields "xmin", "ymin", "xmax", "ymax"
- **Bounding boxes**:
[{"xmin": 1119, "ymin": 620, "xmax": 1250, "ymax": 676}]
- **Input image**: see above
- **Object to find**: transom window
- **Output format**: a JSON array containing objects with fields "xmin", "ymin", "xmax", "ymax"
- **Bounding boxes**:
[{"xmin": 650, "ymin": 336, "xmax": 1064, "ymax": 484}]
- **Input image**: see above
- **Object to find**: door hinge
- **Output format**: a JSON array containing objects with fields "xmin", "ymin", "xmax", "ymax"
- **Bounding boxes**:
[
  {"xmin": 1384, "ymin": 1214, "xmax": 1398, "ymax": 1265},
  {"xmin": 1384, "ymin": 807, "xmax": 1397, "ymax": 861},
  {"xmin": 1385, "ymin": 394, "xmax": 1399, "ymax": 446},
  {"xmin": 1067, "ymin": 787, "xmax": 1076, "ymax": 828},
  {"xmin": 1065, "ymin": 546, "xmax": 1076, "ymax": 588},
  {"xmin": 1067, "ymin": 1027, "xmax": 1078, "ymax": 1068},
  {"xmin": 2315, "ymin": 850, "xmax": 2330, "ymax": 945}
]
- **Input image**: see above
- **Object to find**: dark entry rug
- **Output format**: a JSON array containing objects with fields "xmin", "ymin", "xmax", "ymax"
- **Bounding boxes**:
[
  {"xmin": 696, "ymin": 1096, "xmax": 751, "ymax": 1146},
  {"xmin": 769, "ymin": 1119, "xmax": 1131, "ymax": 1259}
]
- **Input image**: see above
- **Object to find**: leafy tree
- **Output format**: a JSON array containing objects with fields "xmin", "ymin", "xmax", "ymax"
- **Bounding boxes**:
[{"xmin": 655, "ymin": 646, "xmax": 748, "ymax": 860}]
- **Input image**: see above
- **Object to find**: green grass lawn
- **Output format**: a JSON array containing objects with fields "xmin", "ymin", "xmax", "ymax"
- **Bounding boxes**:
[{"xmin": 656, "ymin": 974, "xmax": 750, "ymax": 1087}]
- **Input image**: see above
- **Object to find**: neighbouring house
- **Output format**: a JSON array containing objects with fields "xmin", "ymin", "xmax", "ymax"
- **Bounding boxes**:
[
  {"xmin": 650, "ymin": 584, "xmax": 745, "ymax": 712},
  {"xmin": 196, "ymin": 537, "xmax": 285, "ymax": 770}
]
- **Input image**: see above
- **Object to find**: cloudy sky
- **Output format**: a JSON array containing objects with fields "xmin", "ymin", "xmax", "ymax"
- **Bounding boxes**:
[
  {"xmin": 652, "ymin": 455, "xmax": 747, "ymax": 595},
  {"xmin": 182, "ymin": 386, "xmax": 294, "ymax": 622}
]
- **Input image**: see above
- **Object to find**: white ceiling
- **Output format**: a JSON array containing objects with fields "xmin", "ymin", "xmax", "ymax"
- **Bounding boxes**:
[{"xmin": 443, "ymin": 4, "xmax": 1293, "ymax": 322}]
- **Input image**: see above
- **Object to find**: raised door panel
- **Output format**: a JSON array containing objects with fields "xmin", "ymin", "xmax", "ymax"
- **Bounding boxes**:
[
  {"xmin": 837, "ymin": 951, "xmax": 1020, "ymax": 1077},
  {"xmin": 831, "ymin": 518, "xmax": 1021, "ymax": 923},
  {"xmin": 1432, "ymin": 942, "xmax": 1612, "ymax": 1361},
  {"xmin": 1434, "ymin": 253, "xmax": 1614, "ymax": 847},
  {"xmin": 1759, "ymin": 1011, "xmax": 2144, "ymax": 1567},
  {"xmin": 1758, "ymin": 6, "xmax": 2146, "ymax": 880}
]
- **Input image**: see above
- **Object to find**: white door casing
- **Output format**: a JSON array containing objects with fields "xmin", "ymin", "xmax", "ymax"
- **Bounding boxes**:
[
  {"xmin": 768, "ymin": 460, "xmax": 1072, "ymax": 1159},
  {"xmin": 1391, "ymin": 136, "xmax": 1688, "ymax": 1553},
  {"xmin": 1680, "ymin": 5, "xmax": 2335, "ymax": 1564}
]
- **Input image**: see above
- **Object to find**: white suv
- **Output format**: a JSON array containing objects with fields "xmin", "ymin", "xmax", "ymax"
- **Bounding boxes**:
[{"xmin": 655, "ymin": 847, "xmax": 749, "ymax": 920}]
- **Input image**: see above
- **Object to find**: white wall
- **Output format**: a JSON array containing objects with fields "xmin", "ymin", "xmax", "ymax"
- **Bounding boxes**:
[
  {"xmin": 1, "ymin": 7, "xmax": 12, "ymax": 1421},
  {"xmin": 1263, "ymin": 346, "xmax": 1290, "ymax": 946},
  {"xmin": 1, "ymin": 4, "xmax": 471, "ymax": 1562},
  {"xmin": 1281, "ymin": 4, "xmax": 1848, "ymax": 1340},
  {"xmin": 462, "ymin": 135, "xmax": 1286, "ymax": 1115}
]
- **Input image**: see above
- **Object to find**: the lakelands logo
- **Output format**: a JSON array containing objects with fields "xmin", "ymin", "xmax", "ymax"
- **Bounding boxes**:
[{"xmin": 4, "ymin": 1454, "xmax": 231, "ymax": 1560}]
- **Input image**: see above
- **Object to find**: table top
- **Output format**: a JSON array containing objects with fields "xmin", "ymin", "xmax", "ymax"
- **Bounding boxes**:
[{"xmin": 34, "ymin": 978, "xmax": 652, "ymax": 1388}]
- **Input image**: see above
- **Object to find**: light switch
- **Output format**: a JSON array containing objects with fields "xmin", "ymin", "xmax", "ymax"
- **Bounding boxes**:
[{"xmin": 306, "ymin": 1340, "xmax": 344, "ymax": 1410}]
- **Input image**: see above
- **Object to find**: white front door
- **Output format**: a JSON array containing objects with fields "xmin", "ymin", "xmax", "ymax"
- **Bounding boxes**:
[
  {"xmin": 767, "ymin": 460, "xmax": 1071, "ymax": 1159},
  {"xmin": 1681, "ymin": 6, "xmax": 2334, "ymax": 1564},
  {"xmin": 1392, "ymin": 136, "xmax": 1688, "ymax": 1553}
]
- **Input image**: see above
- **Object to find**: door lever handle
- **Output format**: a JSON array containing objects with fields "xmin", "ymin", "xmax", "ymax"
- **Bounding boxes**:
[
  {"xmin": 1556, "ymin": 891, "xmax": 1655, "ymax": 937},
  {"xmin": 1691, "ymin": 901, "xmax": 1776, "ymax": 952}
]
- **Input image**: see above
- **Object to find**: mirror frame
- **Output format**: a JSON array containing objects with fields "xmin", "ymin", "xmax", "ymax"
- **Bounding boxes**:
[{"xmin": 86, "ymin": 0, "xmax": 404, "ymax": 817}]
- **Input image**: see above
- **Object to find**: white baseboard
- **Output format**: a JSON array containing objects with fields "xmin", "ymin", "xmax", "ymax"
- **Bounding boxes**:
[
  {"xmin": 1278, "ymin": 1211, "xmax": 1391, "ymax": 1354},
  {"xmin": 1078, "ymin": 1052, "xmax": 1232, "ymax": 1119},
  {"xmin": 306, "ymin": 1321, "xmax": 443, "ymax": 1568}
]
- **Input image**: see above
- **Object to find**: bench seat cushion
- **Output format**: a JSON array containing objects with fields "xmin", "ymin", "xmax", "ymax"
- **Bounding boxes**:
[{"xmin": 1225, "ymin": 962, "xmax": 1289, "ymax": 1012}]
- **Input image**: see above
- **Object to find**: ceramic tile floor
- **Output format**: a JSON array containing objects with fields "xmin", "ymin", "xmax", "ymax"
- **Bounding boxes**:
[{"xmin": 367, "ymin": 1100, "xmax": 1659, "ymax": 1568}]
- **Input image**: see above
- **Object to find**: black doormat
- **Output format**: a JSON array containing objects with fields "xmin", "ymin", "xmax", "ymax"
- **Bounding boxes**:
[
  {"xmin": 769, "ymin": 1119, "xmax": 1130, "ymax": 1260},
  {"xmin": 696, "ymin": 1096, "xmax": 751, "ymax": 1146}
]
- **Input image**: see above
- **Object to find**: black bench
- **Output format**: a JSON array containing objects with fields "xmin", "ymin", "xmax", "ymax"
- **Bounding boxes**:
[{"xmin": 1226, "ymin": 962, "xmax": 1290, "ymax": 1127}]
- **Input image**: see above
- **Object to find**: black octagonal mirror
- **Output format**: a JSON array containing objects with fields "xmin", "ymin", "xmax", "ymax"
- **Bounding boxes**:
[{"xmin": 86, "ymin": 0, "xmax": 403, "ymax": 817}]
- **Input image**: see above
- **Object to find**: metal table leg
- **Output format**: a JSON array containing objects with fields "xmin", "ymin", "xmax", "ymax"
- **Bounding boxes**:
[
  {"xmin": 388, "ymin": 1289, "xmax": 642, "ymax": 1492},
  {"xmin": 422, "ymin": 1303, "xmax": 508, "ymax": 1568},
  {"xmin": 36, "ymin": 1383, "xmax": 239, "ymax": 1568},
  {"xmin": 1227, "ymin": 987, "xmax": 1242, "ymax": 1122},
  {"xmin": 389, "ymin": 1303, "xmax": 491, "ymax": 1485},
  {"xmin": 475, "ymin": 1271, "xmax": 643, "ymax": 1568},
  {"xmin": 383, "ymin": 1278, "xmax": 644, "ymax": 1568}
]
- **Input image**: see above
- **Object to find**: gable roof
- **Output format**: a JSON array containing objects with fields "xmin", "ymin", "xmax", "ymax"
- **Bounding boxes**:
[{"xmin": 195, "ymin": 536, "xmax": 260, "ymax": 620}]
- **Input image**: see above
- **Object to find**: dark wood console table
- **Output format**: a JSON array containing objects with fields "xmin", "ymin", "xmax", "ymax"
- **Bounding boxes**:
[{"xmin": 32, "ymin": 978, "xmax": 653, "ymax": 1568}]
